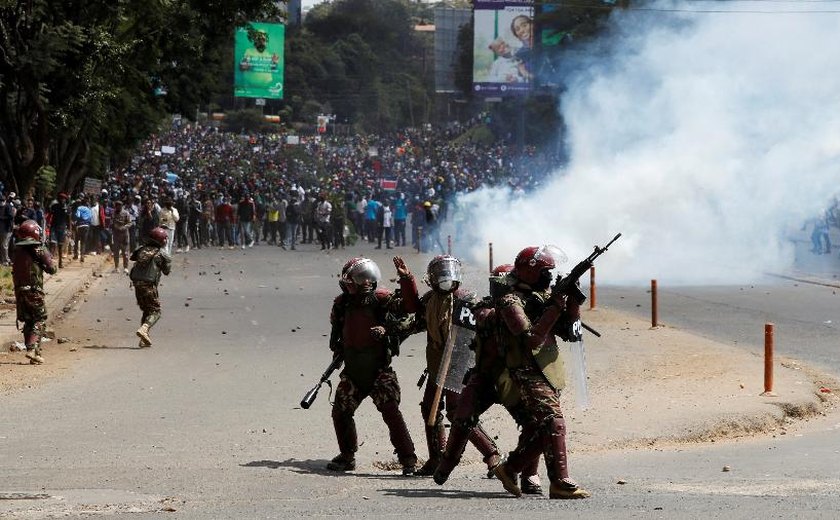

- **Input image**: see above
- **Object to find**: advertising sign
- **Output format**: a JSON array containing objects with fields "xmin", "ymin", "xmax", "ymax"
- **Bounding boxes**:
[
  {"xmin": 472, "ymin": 0, "xmax": 534, "ymax": 96},
  {"xmin": 234, "ymin": 22, "xmax": 285, "ymax": 99},
  {"xmin": 83, "ymin": 177, "xmax": 102, "ymax": 196}
]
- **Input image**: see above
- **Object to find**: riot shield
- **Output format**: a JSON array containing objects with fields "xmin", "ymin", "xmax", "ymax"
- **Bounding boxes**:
[
  {"xmin": 425, "ymin": 295, "xmax": 478, "ymax": 425},
  {"xmin": 567, "ymin": 319, "xmax": 590, "ymax": 410}
]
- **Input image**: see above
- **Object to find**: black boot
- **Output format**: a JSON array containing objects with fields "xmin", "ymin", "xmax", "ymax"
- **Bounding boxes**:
[{"xmin": 326, "ymin": 453, "xmax": 356, "ymax": 472}]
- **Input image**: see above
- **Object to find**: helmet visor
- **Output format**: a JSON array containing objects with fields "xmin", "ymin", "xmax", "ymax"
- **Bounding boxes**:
[
  {"xmin": 347, "ymin": 259, "xmax": 381, "ymax": 286},
  {"xmin": 428, "ymin": 256, "xmax": 462, "ymax": 290},
  {"xmin": 534, "ymin": 244, "xmax": 568, "ymax": 270}
]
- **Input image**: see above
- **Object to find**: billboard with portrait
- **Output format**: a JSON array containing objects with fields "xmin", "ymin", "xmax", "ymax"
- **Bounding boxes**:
[
  {"xmin": 234, "ymin": 22, "xmax": 285, "ymax": 99},
  {"xmin": 472, "ymin": 0, "xmax": 534, "ymax": 96}
]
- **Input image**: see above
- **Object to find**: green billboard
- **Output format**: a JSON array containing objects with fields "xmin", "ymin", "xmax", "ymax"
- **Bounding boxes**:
[{"xmin": 234, "ymin": 22, "xmax": 285, "ymax": 99}]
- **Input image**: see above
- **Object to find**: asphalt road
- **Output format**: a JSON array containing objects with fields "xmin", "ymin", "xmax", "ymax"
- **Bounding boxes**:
[
  {"xmin": 1, "ymin": 243, "xmax": 838, "ymax": 519},
  {"xmin": 596, "ymin": 279, "xmax": 840, "ymax": 375}
]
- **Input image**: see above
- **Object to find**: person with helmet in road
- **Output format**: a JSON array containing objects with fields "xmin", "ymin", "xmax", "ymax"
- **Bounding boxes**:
[
  {"xmin": 129, "ymin": 227, "xmax": 171, "ymax": 348},
  {"xmin": 432, "ymin": 264, "xmax": 543, "ymax": 494},
  {"xmin": 326, "ymin": 256, "xmax": 419, "ymax": 475},
  {"xmin": 398, "ymin": 254, "xmax": 500, "ymax": 476},
  {"xmin": 492, "ymin": 245, "xmax": 591, "ymax": 499},
  {"xmin": 12, "ymin": 220, "xmax": 57, "ymax": 364}
]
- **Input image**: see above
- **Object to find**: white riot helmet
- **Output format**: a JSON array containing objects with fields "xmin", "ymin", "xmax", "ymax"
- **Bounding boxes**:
[
  {"xmin": 340, "ymin": 257, "xmax": 382, "ymax": 295},
  {"xmin": 426, "ymin": 255, "xmax": 462, "ymax": 293}
]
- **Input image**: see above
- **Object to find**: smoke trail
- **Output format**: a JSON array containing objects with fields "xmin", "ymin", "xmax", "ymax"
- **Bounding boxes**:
[{"xmin": 459, "ymin": 1, "xmax": 840, "ymax": 285}]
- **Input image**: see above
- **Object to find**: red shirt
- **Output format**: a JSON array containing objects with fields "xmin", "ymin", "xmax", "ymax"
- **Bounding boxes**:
[{"xmin": 215, "ymin": 202, "xmax": 234, "ymax": 224}]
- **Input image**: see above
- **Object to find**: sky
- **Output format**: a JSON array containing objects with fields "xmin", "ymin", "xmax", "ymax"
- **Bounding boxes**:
[{"xmin": 458, "ymin": 0, "xmax": 840, "ymax": 285}]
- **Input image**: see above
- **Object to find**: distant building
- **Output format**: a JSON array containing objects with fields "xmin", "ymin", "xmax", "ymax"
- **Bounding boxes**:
[
  {"xmin": 434, "ymin": 7, "xmax": 471, "ymax": 93},
  {"xmin": 286, "ymin": 0, "xmax": 302, "ymax": 26}
]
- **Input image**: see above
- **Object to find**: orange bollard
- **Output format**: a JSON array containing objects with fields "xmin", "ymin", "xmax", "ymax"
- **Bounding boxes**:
[
  {"xmin": 489, "ymin": 242, "xmax": 494, "ymax": 274},
  {"xmin": 447, "ymin": 235, "xmax": 452, "ymax": 256},
  {"xmin": 651, "ymin": 279, "xmax": 658, "ymax": 328},
  {"xmin": 589, "ymin": 266, "xmax": 596, "ymax": 310},
  {"xmin": 762, "ymin": 323, "xmax": 777, "ymax": 396}
]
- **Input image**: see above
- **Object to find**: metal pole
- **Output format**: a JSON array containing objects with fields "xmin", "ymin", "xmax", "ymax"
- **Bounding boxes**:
[
  {"xmin": 417, "ymin": 227, "xmax": 423, "ymax": 254},
  {"xmin": 762, "ymin": 323, "xmax": 776, "ymax": 396},
  {"xmin": 447, "ymin": 235, "xmax": 451, "ymax": 256},
  {"xmin": 489, "ymin": 242, "xmax": 494, "ymax": 274},
  {"xmin": 589, "ymin": 266, "xmax": 596, "ymax": 310},
  {"xmin": 651, "ymin": 279, "xmax": 658, "ymax": 328}
]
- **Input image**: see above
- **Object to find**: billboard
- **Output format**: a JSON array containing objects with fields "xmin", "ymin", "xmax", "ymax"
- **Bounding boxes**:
[
  {"xmin": 472, "ymin": 1, "xmax": 534, "ymax": 96},
  {"xmin": 234, "ymin": 22, "xmax": 285, "ymax": 99}
]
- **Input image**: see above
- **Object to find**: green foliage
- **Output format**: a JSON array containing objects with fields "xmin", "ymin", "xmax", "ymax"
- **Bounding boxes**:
[
  {"xmin": 0, "ymin": 0, "xmax": 280, "ymax": 194},
  {"xmin": 35, "ymin": 165, "xmax": 57, "ymax": 200},
  {"xmin": 221, "ymin": 109, "xmax": 277, "ymax": 134},
  {"xmin": 451, "ymin": 125, "xmax": 496, "ymax": 146},
  {"xmin": 0, "ymin": 0, "xmax": 622, "ymax": 195},
  {"xmin": 0, "ymin": 265, "xmax": 12, "ymax": 299},
  {"xmin": 283, "ymin": 0, "xmax": 430, "ymax": 132}
]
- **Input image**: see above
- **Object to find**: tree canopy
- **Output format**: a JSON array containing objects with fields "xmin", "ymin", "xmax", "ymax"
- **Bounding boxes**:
[
  {"xmin": 1, "ymin": 0, "xmax": 622, "ymax": 197},
  {"xmin": 0, "ymin": 0, "xmax": 279, "ymax": 197}
]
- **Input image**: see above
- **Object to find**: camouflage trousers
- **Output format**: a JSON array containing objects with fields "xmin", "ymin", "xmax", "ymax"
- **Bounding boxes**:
[
  {"xmin": 511, "ymin": 365, "xmax": 564, "ymax": 424},
  {"xmin": 505, "ymin": 365, "xmax": 571, "ymax": 482},
  {"xmin": 331, "ymin": 367, "xmax": 416, "ymax": 465},
  {"xmin": 134, "ymin": 282, "xmax": 161, "ymax": 322},
  {"xmin": 16, "ymin": 290, "xmax": 47, "ymax": 346}
]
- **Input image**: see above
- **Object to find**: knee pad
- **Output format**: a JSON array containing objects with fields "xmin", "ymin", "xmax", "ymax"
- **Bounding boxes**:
[{"xmin": 548, "ymin": 416, "xmax": 566, "ymax": 437}]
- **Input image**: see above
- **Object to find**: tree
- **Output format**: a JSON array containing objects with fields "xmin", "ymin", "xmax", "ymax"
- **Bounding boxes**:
[
  {"xmin": 284, "ymin": 0, "xmax": 431, "ymax": 132},
  {"xmin": 0, "ymin": 0, "xmax": 280, "ymax": 197}
]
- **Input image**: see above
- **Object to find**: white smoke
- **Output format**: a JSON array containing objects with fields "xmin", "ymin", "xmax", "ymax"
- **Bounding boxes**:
[{"xmin": 459, "ymin": 1, "xmax": 840, "ymax": 285}]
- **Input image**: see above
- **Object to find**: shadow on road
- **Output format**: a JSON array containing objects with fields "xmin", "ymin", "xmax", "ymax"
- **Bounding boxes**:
[
  {"xmin": 241, "ymin": 458, "xmax": 436, "ymax": 480},
  {"xmin": 82, "ymin": 344, "xmax": 138, "ymax": 350},
  {"xmin": 380, "ymin": 487, "xmax": 511, "ymax": 499}
]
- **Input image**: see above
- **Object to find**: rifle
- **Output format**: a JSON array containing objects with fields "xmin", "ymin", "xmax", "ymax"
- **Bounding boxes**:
[
  {"xmin": 552, "ymin": 233, "xmax": 622, "ymax": 305},
  {"xmin": 300, "ymin": 354, "xmax": 343, "ymax": 409}
]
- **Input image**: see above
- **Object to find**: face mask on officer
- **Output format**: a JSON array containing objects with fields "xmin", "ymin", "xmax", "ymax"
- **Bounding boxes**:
[
  {"xmin": 427, "ymin": 256, "xmax": 462, "ymax": 294},
  {"xmin": 533, "ymin": 268, "xmax": 554, "ymax": 292}
]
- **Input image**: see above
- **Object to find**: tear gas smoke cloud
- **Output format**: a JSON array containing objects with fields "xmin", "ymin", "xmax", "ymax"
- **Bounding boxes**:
[{"xmin": 458, "ymin": 1, "xmax": 840, "ymax": 285}]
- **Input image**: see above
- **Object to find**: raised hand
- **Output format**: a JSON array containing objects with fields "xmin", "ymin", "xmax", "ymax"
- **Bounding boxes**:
[{"xmin": 393, "ymin": 256, "xmax": 411, "ymax": 278}]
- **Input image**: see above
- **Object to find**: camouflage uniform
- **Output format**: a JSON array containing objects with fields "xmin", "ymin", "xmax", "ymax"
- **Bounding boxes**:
[
  {"xmin": 12, "ymin": 242, "xmax": 57, "ymax": 364},
  {"xmin": 433, "ymin": 297, "xmax": 540, "ymax": 489},
  {"xmin": 404, "ymin": 286, "xmax": 500, "ymax": 476},
  {"xmin": 129, "ymin": 244, "xmax": 171, "ymax": 346},
  {"xmin": 493, "ymin": 288, "xmax": 590, "ymax": 499},
  {"xmin": 328, "ymin": 280, "xmax": 418, "ymax": 472}
]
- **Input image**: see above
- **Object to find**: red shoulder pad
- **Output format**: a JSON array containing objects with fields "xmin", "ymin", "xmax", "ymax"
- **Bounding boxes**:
[{"xmin": 374, "ymin": 288, "xmax": 392, "ymax": 302}]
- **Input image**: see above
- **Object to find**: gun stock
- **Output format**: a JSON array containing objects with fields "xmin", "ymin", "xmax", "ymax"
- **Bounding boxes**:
[
  {"xmin": 299, "ymin": 355, "xmax": 343, "ymax": 409},
  {"xmin": 300, "ymin": 384, "xmax": 321, "ymax": 409}
]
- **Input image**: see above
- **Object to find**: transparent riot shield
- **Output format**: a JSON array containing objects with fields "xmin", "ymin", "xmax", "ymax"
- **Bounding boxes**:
[
  {"xmin": 567, "ymin": 319, "xmax": 590, "ymax": 410},
  {"xmin": 437, "ymin": 298, "xmax": 476, "ymax": 394}
]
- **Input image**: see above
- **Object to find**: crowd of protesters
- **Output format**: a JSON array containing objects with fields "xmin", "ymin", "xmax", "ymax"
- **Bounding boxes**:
[
  {"xmin": 3, "ymin": 117, "xmax": 567, "ymax": 268},
  {"xmin": 4, "ymin": 117, "xmax": 840, "ymax": 272}
]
